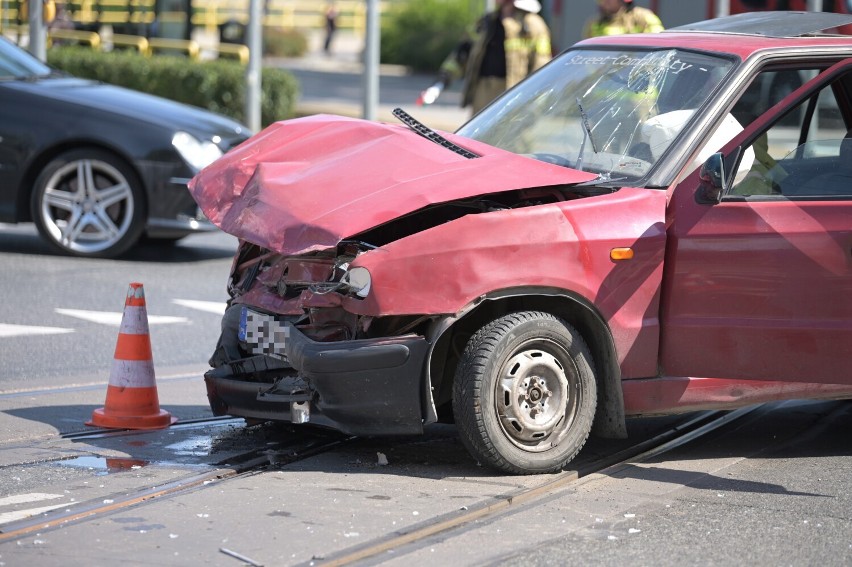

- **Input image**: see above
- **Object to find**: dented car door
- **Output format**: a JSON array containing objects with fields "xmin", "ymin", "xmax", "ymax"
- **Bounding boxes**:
[{"xmin": 662, "ymin": 59, "xmax": 852, "ymax": 384}]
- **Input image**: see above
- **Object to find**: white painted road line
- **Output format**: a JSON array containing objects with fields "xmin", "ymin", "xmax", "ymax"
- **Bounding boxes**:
[
  {"xmin": 0, "ymin": 493, "xmax": 64, "ymax": 506},
  {"xmin": 54, "ymin": 308, "xmax": 189, "ymax": 326},
  {"xmin": 0, "ymin": 493, "xmax": 70, "ymax": 525},
  {"xmin": 0, "ymin": 323, "xmax": 74, "ymax": 338},
  {"xmin": 0, "ymin": 502, "xmax": 74, "ymax": 525},
  {"xmin": 172, "ymin": 299, "xmax": 227, "ymax": 315}
]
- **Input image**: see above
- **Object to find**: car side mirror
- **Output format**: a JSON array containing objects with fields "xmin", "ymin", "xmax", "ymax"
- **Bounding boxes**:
[{"xmin": 696, "ymin": 152, "xmax": 726, "ymax": 204}]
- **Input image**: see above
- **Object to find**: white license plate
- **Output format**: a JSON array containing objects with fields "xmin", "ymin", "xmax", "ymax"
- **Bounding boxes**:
[{"xmin": 238, "ymin": 307, "xmax": 289, "ymax": 360}]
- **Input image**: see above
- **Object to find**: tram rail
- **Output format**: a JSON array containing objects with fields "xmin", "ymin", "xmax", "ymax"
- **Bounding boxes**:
[
  {"xmin": 0, "ymin": 406, "xmax": 760, "ymax": 555},
  {"xmin": 314, "ymin": 406, "xmax": 759, "ymax": 566},
  {"xmin": 0, "ymin": 417, "xmax": 352, "ymax": 542}
]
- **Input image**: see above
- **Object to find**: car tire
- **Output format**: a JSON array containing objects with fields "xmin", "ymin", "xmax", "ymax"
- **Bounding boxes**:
[
  {"xmin": 31, "ymin": 149, "xmax": 146, "ymax": 258},
  {"xmin": 452, "ymin": 311, "xmax": 597, "ymax": 475}
]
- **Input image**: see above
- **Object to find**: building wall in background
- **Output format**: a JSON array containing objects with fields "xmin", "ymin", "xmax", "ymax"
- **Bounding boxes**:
[{"xmin": 546, "ymin": 0, "xmax": 851, "ymax": 52}]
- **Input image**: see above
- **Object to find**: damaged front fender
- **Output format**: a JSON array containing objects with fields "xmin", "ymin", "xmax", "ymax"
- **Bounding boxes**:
[{"xmin": 345, "ymin": 187, "xmax": 667, "ymax": 379}]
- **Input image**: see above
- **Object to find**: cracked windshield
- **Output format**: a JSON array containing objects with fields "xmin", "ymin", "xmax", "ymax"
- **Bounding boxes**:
[{"xmin": 458, "ymin": 48, "xmax": 735, "ymax": 183}]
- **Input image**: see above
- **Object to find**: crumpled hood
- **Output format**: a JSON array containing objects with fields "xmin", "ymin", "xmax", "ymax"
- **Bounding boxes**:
[{"xmin": 189, "ymin": 114, "xmax": 596, "ymax": 255}]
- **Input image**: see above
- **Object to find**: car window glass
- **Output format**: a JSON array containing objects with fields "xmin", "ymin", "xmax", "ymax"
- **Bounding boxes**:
[
  {"xmin": 0, "ymin": 38, "xmax": 52, "ymax": 79},
  {"xmin": 731, "ymin": 69, "xmax": 812, "ymax": 128},
  {"xmin": 727, "ymin": 75, "xmax": 851, "ymax": 198},
  {"xmin": 457, "ymin": 48, "xmax": 735, "ymax": 184},
  {"xmin": 685, "ymin": 113, "xmax": 754, "ymax": 185},
  {"xmin": 680, "ymin": 69, "xmax": 816, "ymax": 185}
]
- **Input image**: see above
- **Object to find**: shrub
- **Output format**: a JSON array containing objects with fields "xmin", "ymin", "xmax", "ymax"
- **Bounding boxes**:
[
  {"xmin": 46, "ymin": 47, "xmax": 299, "ymax": 126},
  {"xmin": 264, "ymin": 27, "xmax": 309, "ymax": 57},
  {"xmin": 380, "ymin": 0, "xmax": 477, "ymax": 73}
]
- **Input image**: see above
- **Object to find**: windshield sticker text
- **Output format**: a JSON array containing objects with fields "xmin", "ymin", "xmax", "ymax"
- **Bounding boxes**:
[{"xmin": 568, "ymin": 54, "xmax": 693, "ymax": 74}]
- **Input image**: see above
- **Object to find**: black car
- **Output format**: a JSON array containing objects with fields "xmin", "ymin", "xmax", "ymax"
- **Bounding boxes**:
[{"xmin": 0, "ymin": 37, "xmax": 250, "ymax": 258}]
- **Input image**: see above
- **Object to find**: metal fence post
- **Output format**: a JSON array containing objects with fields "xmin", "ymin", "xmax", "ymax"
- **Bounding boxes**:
[
  {"xmin": 245, "ymin": 0, "xmax": 262, "ymax": 132},
  {"xmin": 362, "ymin": 0, "xmax": 379, "ymax": 121},
  {"xmin": 28, "ymin": 0, "xmax": 47, "ymax": 60}
]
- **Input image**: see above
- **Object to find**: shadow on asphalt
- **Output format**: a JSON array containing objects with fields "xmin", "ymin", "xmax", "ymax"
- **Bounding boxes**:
[
  {"xmin": 2, "ymin": 405, "xmax": 273, "ymax": 468},
  {"xmin": 0, "ymin": 227, "xmax": 236, "ymax": 262},
  {"xmin": 3, "ymin": 404, "xmax": 214, "ymax": 437},
  {"xmin": 7, "ymin": 401, "xmax": 849, "ymax": 481}
]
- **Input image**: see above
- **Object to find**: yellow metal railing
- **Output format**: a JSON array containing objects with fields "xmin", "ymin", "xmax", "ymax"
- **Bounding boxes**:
[
  {"xmin": 111, "ymin": 31, "xmax": 148, "ymax": 52},
  {"xmin": 1, "ymin": 0, "xmax": 402, "ymax": 34},
  {"xmin": 216, "ymin": 40, "xmax": 248, "ymax": 63},
  {"xmin": 147, "ymin": 36, "xmax": 200, "ymax": 58},
  {"xmin": 48, "ymin": 27, "xmax": 100, "ymax": 47},
  {"xmin": 0, "ymin": 0, "xmax": 411, "ymax": 63},
  {"xmin": 41, "ymin": 28, "xmax": 245, "ymax": 61}
]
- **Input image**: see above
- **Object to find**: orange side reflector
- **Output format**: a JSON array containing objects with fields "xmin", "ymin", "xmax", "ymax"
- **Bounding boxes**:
[{"xmin": 610, "ymin": 247, "xmax": 634, "ymax": 261}]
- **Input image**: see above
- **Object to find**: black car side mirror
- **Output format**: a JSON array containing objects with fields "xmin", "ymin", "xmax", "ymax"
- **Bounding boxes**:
[{"xmin": 696, "ymin": 152, "xmax": 726, "ymax": 204}]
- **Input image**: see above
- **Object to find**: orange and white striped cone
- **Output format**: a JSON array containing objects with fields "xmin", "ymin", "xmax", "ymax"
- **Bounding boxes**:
[{"xmin": 87, "ymin": 283, "xmax": 177, "ymax": 430}]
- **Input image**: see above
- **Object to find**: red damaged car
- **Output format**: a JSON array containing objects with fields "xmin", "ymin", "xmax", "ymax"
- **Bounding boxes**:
[{"xmin": 190, "ymin": 12, "xmax": 852, "ymax": 474}]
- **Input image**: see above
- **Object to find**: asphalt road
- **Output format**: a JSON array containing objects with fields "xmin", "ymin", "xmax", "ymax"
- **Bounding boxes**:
[
  {"xmin": 264, "ymin": 30, "xmax": 471, "ymax": 133},
  {"xmin": 1, "ymin": 41, "xmax": 851, "ymax": 565},
  {"xmin": 0, "ymin": 395, "xmax": 849, "ymax": 566},
  {"xmin": 1, "ymin": 223, "xmax": 851, "ymax": 567},
  {"xmin": 0, "ymin": 224, "xmax": 236, "ymax": 389}
]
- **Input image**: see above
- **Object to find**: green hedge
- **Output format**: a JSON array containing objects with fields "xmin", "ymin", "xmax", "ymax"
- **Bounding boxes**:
[
  {"xmin": 380, "ymin": 0, "xmax": 477, "ymax": 72},
  {"xmin": 47, "ymin": 47, "xmax": 299, "ymax": 126},
  {"xmin": 263, "ymin": 27, "xmax": 309, "ymax": 57}
]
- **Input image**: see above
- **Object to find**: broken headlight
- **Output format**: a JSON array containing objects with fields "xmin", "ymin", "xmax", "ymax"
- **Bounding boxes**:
[{"xmin": 340, "ymin": 267, "xmax": 371, "ymax": 298}]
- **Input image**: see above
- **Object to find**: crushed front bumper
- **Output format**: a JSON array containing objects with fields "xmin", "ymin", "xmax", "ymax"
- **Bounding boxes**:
[{"xmin": 205, "ymin": 322, "xmax": 430, "ymax": 436}]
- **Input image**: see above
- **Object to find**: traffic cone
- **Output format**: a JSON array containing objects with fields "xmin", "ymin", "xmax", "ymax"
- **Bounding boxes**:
[{"xmin": 87, "ymin": 283, "xmax": 177, "ymax": 430}]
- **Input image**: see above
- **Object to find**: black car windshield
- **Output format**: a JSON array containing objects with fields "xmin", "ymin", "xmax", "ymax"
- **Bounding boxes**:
[
  {"xmin": 0, "ymin": 37, "xmax": 53, "ymax": 79},
  {"xmin": 457, "ymin": 48, "xmax": 736, "ymax": 182}
]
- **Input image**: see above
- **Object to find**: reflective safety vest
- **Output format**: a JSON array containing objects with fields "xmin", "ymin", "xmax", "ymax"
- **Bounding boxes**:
[
  {"xmin": 583, "ymin": 6, "xmax": 664, "ymax": 38},
  {"xmin": 441, "ymin": 10, "xmax": 551, "ymax": 108},
  {"xmin": 501, "ymin": 14, "xmax": 551, "ymax": 88}
]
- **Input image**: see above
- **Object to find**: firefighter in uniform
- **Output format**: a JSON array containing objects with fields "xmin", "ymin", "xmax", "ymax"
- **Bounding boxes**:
[
  {"xmin": 582, "ymin": 0, "xmax": 664, "ymax": 38},
  {"xmin": 439, "ymin": 0, "xmax": 551, "ymax": 114}
]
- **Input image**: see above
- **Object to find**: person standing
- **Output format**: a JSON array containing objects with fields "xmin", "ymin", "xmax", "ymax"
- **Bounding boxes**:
[
  {"xmin": 439, "ymin": 0, "xmax": 551, "ymax": 114},
  {"xmin": 324, "ymin": 3, "xmax": 338, "ymax": 54},
  {"xmin": 582, "ymin": 0, "xmax": 664, "ymax": 38}
]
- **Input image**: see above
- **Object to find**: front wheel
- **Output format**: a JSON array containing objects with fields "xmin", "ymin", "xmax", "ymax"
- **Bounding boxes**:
[
  {"xmin": 452, "ymin": 311, "xmax": 597, "ymax": 474},
  {"xmin": 30, "ymin": 149, "xmax": 145, "ymax": 258}
]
